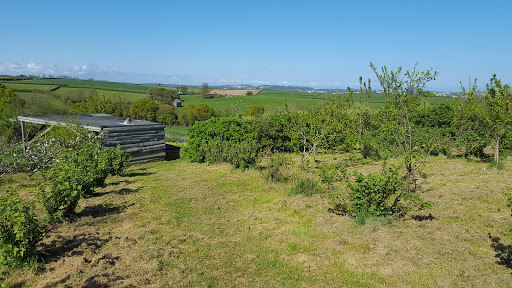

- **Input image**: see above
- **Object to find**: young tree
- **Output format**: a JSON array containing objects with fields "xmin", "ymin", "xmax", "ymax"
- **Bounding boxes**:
[
  {"xmin": 473, "ymin": 74, "xmax": 512, "ymax": 164},
  {"xmin": 148, "ymin": 87, "xmax": 178, "ymax": 103},
  {"xmin": 371, "ymin": 62, "xmax": 438, "ymax": 193},
  {"xmin": 200, "ymin": 83, "xmax": 211, "ymax": 98}
]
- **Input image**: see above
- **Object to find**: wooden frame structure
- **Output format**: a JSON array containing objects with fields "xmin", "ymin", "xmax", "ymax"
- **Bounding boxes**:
[{"xmin": 18, "ymin": 114, "xmax": 166, "ymax": 164}]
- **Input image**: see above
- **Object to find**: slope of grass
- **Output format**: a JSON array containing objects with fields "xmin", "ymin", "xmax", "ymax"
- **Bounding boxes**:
[
  {"xmin": 3, "ymin": 154, "xmax": 512, "ymax": 287},
  {"xmin": 17, "ymin": 79, "xmax": 152, "ymax": 93}
]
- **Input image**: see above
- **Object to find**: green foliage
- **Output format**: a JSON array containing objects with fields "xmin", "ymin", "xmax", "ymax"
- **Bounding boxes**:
[
  {"xmin": 179, "ymin": 103, "xmax": 216, "ymax": 126},
  {"xmin": 61, "ymin": 88, "xmax": 97, "ymax": 104},
  {"xmin": 148, "ymin": 87, "xmax": 178, "ymax": 103},
  {"xmin": 129, "ymin": 98, "xmax": 158, "ymax": 121},
  {"xmin": 318, "ymin": 163, "xmax": 347, "ymax": 188},
  {"xmin": 68, "ymin": 94, "xmax": 130, "ymax": 117},
  {"xmin": 156, "ymin": 103, "xmax": 178, "ymax": 125},
  {"xmin": 0, "ymin": 124, "xmax": 101, "ymax": 177},
  {"xmin": 262, "ymin": 153, "xmax": 289, "ymax": 182},
  {"xmin": 0, "ymin": 192, "xmax": 44, "ymax": 268},
  {"xmin": 370, "ymin": 63, "xmax": 438, "ymax": 192},
  {"xmin": 0, "ymin": 83, "xmax": 25, "ymax": 144},
  {"xmin": 200, "ymin": 83, "xmax": 211, "ymax": 98},
  {"xmin": 288, "ymin": 178, "xmax": 324, "ymax": 196},
  {"xmin": 332, "ymin": 166, "xmax": 405, "ymax": 217},
  {"xmin": 183, "ymin": 117, "xmax": 261, "ymax": 168},
  {"xmin": 473, "ymin": 74, "xmax": 512, "ymax": 164},
  {"xmin": 245, "ymin": 91, "xmax": 253, "ymax": 96},
  {"xmin": 245, "ymin": 105, "xmax": 264, "ymax": 117},
  {"xmin": 39, "ymin": 140, "xmax": 129, "ymax": 221}
]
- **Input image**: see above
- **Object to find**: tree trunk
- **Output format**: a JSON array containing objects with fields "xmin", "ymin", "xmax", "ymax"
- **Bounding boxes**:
[{"xmin": 495, "ymin": 135, "xmax": 500, "ymax": 164}]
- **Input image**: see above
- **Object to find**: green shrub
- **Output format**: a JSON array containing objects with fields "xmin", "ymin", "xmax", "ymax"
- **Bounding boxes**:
[
  {"xmin": 178, "ymin": 103, "xmax": 216, "ymax": 126},
  {"xmin": 0, "ymin": 192, "xmax": 44, "ymax": 268},
  {"xmin": 39, "ymin": 142, "xmax": 129, "ymax": 220},
  {"xmin": 245, "ymin": 105, "xmax": 264, "ymax": 117},
  {"xmin": 289, "ymin": 178, "xmax": 323, "ymax": 196},
  {"xmin": 98, "ymin": 146, "xmax": 130, "ymax": 177},
  {"xmin": 156, "ymin": 103, "xmax": 178, "ymax": 125},
  {"xmin": 69, "ymin": 94, "xmax": 130, "ymax": 117},
  {"xmin": 333, "ymin": 166, "xmax": 405, "ymax": 217},
  {"xmin": 263, "ymin": 153, "xmax": 289, "ymax": 182},
  {"xmin": 129, "ymin": 98, "xmax": 158, "ymax": 121}
]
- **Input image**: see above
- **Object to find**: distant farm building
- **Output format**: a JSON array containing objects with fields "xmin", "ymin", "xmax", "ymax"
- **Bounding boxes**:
[
  {"xmin": 173, "ymin": 99, "xmax": 182, "ymax": 107},
  {"xmin": 18, "ymin": 114, "xmax": 165, "ymax": 164}
]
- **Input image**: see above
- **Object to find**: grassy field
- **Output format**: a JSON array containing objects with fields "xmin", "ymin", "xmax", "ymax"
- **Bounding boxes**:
[
  {"xmin": 54, "ymin": 87, "xmax": 148, "ymax": 102},
  {"xmin": 2, "ymin": 79, "xmax": 457, "ymax": 116},
  {"xmin": 164, "ymin": 126, "xmax": 189, "ymax": 141},
  {"xmin": 14, "ymin": 79, "xmax": 152, "ymax": 93},
  {"xmin": 2, "ymin": 153, "xmax": 512, "ymax": 287},
  {"xmin": 1, "ymin": 83, "xmax": 60, "ymax": 91}
]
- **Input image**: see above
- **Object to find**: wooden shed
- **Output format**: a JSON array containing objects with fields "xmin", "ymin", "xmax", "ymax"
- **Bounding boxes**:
[{"xmin": 17, "ymin": 114, "xmax": 166, "ymax": 164}]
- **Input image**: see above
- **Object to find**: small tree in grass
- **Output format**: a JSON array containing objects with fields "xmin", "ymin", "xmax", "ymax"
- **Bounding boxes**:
[
  {"xmin": 370, "ymin": 62, "xmax": 438, "ymax": 193},
  {"xmin": 471, "ymin": 74, "xmax": 512, "ymax": 165}
]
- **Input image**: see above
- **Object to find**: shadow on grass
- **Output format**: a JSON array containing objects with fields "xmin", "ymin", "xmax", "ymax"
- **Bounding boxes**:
[
  {"xmin": 92, "ymin": 186, "xmax": 145, "ymax": 197},
  {"xmin": 411, "ymin": 214, "xmax": 435, "ymax": 221},
  {"xmin": 5, "ymin": 281, "xmax": 26, "ymax": 288},
  {"xmin": 39, "ymin": 233, "xmax": 110, "ymax": 263},
  {"xmin": 123, "ymin": 168, "xmax": 154, "ymax": 178},
  {"xmin": 83, "ymin": 273, "xmax": 125, "ymax": 288},
  {"xmin": 489, "ymin": 234, "xmax": 512, "ymax": 270},
  {"xmin": 79, "ymin": 202, "xmax": 132, "ymax": 218}
]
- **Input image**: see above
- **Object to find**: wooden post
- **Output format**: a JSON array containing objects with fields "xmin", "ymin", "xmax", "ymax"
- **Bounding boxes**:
[{"xmin": 21, "ymin": 120, "xmax": 26, "ymax": 152}]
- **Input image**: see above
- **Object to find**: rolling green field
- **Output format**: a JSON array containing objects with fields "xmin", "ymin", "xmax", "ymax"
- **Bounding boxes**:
[
  {"xmin": 1, "ymin": 78, "xmax": 457, "ymax": 116},
  {"xmin": 54, "ymin": 87, "xmax": 148, "ymax": 102},
  {"xmin": 15, "ymin": 78, "xmax": 152, "ymax": 93}
]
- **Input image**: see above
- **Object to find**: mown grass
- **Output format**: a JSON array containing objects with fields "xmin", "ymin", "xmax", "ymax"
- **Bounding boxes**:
[{"xmin": 3, "ymin": 153, "xmax": 512, "ymax": 287}]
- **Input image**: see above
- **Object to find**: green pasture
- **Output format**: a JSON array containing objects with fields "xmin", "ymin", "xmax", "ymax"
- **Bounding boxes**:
[
  {"xmin": 164, "ymin": 125, "xmax": 189, "ymax": 141},
  {"xmin": 18, "ymin": 79, "xmax": 152, "ymax": 93},
  {"xmin": 1, "ymin": 82, "xmax": 60, "ymax": 92},
  {"xmin": 3, "ymin": 78, "xmax": 456, "ymax": 116},
  {"xmin": 54, "ymin": 87, "xmax": 147, "ymax": 102},
  {"xmin": 180, "ymin": 91, "xmax": 455, "ymax": 114},
  {"xmin": 16, "ymin": 91, "xmax": 68, "ymax": 114}
]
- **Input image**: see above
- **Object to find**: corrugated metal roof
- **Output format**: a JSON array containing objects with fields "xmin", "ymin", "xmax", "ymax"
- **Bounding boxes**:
[{"xmin": 18, "ymin": 114, "xmax": 163, "ymax": 131}]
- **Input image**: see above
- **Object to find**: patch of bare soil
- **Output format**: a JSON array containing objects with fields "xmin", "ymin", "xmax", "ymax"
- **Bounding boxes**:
[{"xmin": 209, "ymin": 89, "xmax": 261, "ymax": 96}]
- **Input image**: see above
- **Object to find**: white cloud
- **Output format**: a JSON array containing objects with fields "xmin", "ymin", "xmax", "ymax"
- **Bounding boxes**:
[{"xmin": 0, "ymin": 62, "xmax": 56, "ymax": 75}]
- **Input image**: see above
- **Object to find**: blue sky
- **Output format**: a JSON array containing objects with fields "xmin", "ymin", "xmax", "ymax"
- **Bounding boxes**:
[{"xmin": 1, "ymin": 0, "xmax": 510, "ymax": 91}]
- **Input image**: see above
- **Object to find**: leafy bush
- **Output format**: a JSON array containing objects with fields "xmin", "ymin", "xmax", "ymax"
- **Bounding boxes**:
[
  {"xmin": 288, "ymin": 178, "xmax": 324, "ymax": 196},
  {"xmin": 156, "ymin": 103, "xmax": 178, "ymax": 125},
  {"xmin": 333, "ymin": 166, "xmax": 405, "ymax": 217},
  {"xmin": 39, "ymin": 142, "xmax": 129, "ymax": 220},
  {"xmin": 69, "ymin": 94, "xmax": 130, "ymax": 117},
  {"xmin": 129, "ymin": 98, "xmax": 158, "ymax": 121},
  {"xmin": 178, "ymin": 103, "xmax": 216, "ymax": 126},
  {"xmin": 245, "ymin": 105, "xmax": 264, "ymax": 117},
  {"xmin": 0, "ymin": 192, "xmax": 44, "ymax": 268}
]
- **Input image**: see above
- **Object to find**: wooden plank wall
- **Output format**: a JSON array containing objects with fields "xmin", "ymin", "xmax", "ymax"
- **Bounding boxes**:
[{"xmin": 103, "ymin": 125, "xmax": 165, "ymax": 164}]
